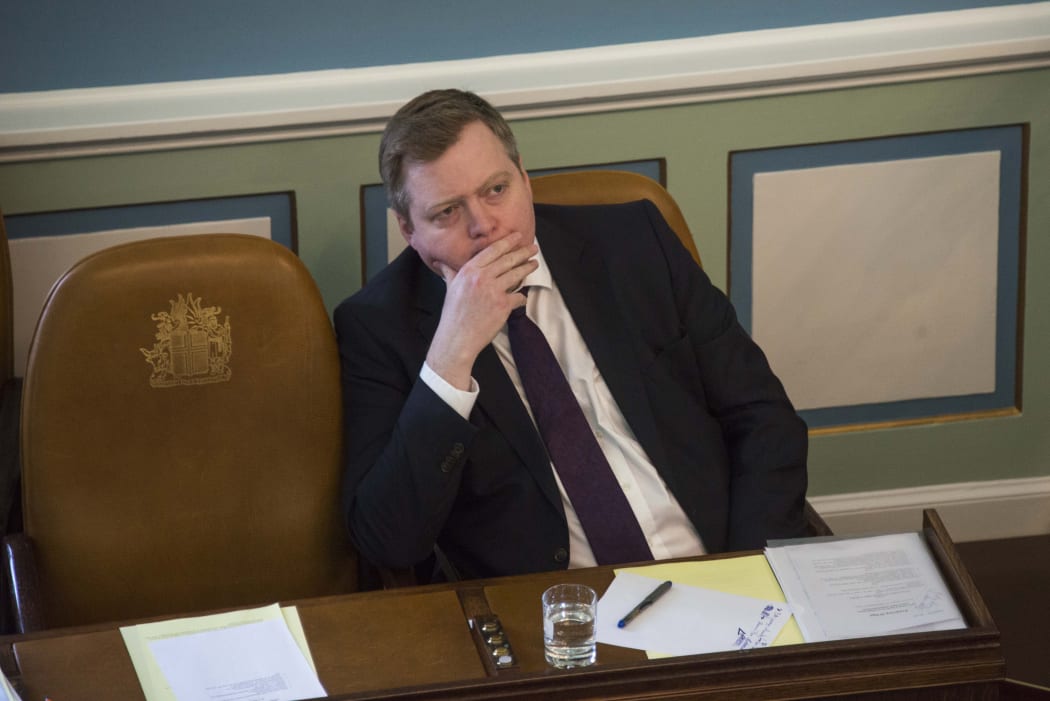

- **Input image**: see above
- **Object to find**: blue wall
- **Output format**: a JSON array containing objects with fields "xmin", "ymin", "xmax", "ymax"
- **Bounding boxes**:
[{"xmin": 1, "ymin": 0, "xmax": 1040, "ymax": 92}]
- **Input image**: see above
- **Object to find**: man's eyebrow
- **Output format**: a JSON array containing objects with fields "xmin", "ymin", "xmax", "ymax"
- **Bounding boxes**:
[
  {"xmin": 422, "ymin": 171, "xmax": 514, "ymax": 215},
  {"xmin": 424, "ymin": 195, "xmax": 462, "ymax": 216},
  {"xmin": 479, "ymin": 171, "xmax": 513, "ymax": 191}
]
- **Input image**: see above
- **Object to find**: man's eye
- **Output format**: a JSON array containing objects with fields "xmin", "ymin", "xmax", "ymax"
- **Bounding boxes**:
[
  {"xmin": 490, "ymin": 183, "xmax": 506, "ymax": 196},
  {"xmin": 433, "ymin": 205, "xmax": 456, "ymax": 221}
]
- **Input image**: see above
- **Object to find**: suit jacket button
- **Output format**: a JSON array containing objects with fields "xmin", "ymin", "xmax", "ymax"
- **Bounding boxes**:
[
  {"xmin": 553, "ymin": 547, "xmax": 568, "ymax": 563},
  {"xmin": 440, "ymin": 442, "xmax": 465, "ymax": 473}
]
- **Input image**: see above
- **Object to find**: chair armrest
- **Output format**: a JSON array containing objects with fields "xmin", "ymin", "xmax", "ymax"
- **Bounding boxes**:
[
  {"xmin": 3, "ymin": 533, "xmax": 46, "ymax": 633},
  {"xmin": 804, "ymin": 499, "xmax": 834, "ymax": 538}
]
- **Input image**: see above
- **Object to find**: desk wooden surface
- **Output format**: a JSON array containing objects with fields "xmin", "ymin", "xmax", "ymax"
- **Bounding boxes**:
[{"xmin": 0, "ymin": 511, "xmax": 1015, "ymax": 700}]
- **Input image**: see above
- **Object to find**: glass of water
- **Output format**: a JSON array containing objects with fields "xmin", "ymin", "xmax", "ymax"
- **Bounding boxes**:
[{"xmin": 542, "ymin": 583, "xmax": 597, "ymax": 668}]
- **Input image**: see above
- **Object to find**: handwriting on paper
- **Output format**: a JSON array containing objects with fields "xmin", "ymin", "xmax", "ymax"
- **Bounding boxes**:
[{"xmin": 733, "ymin": 604, "xmax": 788, "ymax": 649}]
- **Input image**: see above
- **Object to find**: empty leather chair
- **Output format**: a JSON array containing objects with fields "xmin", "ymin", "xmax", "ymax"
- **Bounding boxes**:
[{"xmin": 4, "ymin": 234, "xmax": 357, "ymax": 631}]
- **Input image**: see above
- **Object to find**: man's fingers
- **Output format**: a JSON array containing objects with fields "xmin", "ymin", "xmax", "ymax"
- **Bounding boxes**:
[
  {"xmin": 454, "ymin": 235, "xmax": 538, "ymax": 293},
  {"xmin": 502, "ymin": 256, "xmax": 539, "ymax": 292},
  {"xmin": 487, "ymin": 240, "xmax": 539, "ymax": 279},
  {"xmin": 504, "ymin": 257, "xmax": 540, "ymax": 293},
  {"xmin": 467, "ymin": 232, "xmax": 518, "ymax": 267},
  {"xmin": 470, "ymin": 232, "xmax": 528, "ymax": 269}
]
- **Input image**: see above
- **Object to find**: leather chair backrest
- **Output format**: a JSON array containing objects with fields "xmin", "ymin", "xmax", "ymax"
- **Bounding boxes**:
[
  {"xmin": 0, "ymin": 212, "xmax": 21, "ymax": 630},
  {"xmin": 20, "ymin": 234, "xmax": 356, "ymax": 627},
  {"xmin": 530, "ymin": 169, "xmax": 702, "ymax": 268},
  {"xmin": 530, "ymin": 170, "xmax": 830, "ymax": 538}
]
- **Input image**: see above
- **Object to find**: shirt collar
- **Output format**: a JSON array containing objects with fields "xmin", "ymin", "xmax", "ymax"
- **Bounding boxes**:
[{"xmin": 521, "ymin": 240, "xmax": 552, "ymax": 292}]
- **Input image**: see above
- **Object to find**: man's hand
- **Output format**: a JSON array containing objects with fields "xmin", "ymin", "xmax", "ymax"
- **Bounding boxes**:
[{"xmin": 427, "ymin": 233, "xmax": 539, "ymax": 390}]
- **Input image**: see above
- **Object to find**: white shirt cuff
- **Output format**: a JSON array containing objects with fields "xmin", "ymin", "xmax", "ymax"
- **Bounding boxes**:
[{"xmin": 420, "ymin": 362, "xmax": 479, "ymax": 420}]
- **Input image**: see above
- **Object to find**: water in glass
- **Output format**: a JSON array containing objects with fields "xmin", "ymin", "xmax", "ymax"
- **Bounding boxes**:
[{"xmin": 543, "ymin": 598, "xmax": 596, "ymax": 668}]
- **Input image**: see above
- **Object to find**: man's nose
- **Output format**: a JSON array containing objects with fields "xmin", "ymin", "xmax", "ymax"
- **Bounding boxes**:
[{"xmin": 466, "ymin": 201, "xmax": 496, "ymax": 238}]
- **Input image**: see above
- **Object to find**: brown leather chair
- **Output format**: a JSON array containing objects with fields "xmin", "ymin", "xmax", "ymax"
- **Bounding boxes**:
[
  {"xmin": 530, "ymin": 169, "xmax": 830, "ymax": 539},
  {"xmin": 3, "ymin": 234, "xmax": 357, "ymax": 632},
  {"xmin": 531, "ymin": 169, "xmax": 702, "ymax": 268},
  {"xmin": 0, "ymin": 211, "xmax": 18, "ymax": 512},
  {"xmin": 0, "ymin": 211, "xmax": 12, "ymax": 387},
  {"xmin": 0, "ymin": 211, "xmax": 23, "ymax": 634}
]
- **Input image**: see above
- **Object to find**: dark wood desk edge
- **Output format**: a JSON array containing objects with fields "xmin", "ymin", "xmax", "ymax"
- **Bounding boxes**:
[
  {"xmin": 318, "ymin": 628, "xmax": 1005, "ymax": 700},
  {"xmin": 0, "ymin": 513, "xmax": 1008, "ymax": 700},
  {"xmin": 922, "ymin": 508, "xmax": 998, "ymax": 628}
]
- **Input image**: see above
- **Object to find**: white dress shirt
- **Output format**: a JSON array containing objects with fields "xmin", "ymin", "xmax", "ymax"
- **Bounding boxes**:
[{"xmin": 420, "ymin": 245, "xmax": 706, "ymax": 567}]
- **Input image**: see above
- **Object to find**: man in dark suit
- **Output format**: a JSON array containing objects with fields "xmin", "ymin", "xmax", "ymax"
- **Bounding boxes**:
[{"xmin": 335, "ymin": 89, "xmax": 808, "ymax": 582}]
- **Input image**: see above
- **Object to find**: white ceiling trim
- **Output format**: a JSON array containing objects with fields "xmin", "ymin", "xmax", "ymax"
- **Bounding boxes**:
[{"xmin": 2, "ymin": 3, "xmax": 1048, "ymax": 163}]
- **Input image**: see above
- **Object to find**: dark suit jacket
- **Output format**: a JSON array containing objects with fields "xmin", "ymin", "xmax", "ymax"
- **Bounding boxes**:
[{"xmin": 334, "ymin": 200, "xmax": 808, "ymax": 581}]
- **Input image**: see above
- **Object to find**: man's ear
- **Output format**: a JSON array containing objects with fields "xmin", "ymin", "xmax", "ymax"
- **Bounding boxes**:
[
  {"xmin": 395, "ymin": 212, "xmax": 413, "ymax": 244},
  {"xmin": 518, "ymin": 157, "xmax": 532, "ymax": 198}
]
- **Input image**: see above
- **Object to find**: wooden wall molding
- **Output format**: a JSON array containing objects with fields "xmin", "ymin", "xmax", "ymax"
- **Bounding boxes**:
[{"xmin": 811, "ymin": 475, "xmax": 1050, "ymax": 541}]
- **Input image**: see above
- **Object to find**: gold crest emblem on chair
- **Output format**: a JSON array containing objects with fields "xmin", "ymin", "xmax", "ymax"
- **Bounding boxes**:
[{"xmin": 141, "ymin": 293, "xmax": 232, "ymax": 387}]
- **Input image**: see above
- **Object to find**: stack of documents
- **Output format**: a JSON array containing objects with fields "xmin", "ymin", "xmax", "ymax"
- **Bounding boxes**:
[
  {"xmin": 765, "ymin": 532, "xmax": 967, "ymax": 642},
  {"xmin": 120, "ymin": 603, "xmax": 325, "ymax": 701},
  {"xmin": 596, "ymin": 555, "xmax": 801, "ymax": 658}
]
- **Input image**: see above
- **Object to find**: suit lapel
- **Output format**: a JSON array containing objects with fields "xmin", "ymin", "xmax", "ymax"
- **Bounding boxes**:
[
  {"xmin": 536, "ymin": 214, "xmax": 671, "ymax": 478},
  {"xmin": 413, "ymin": 262, "xmax": 444, "ymax": 340}
]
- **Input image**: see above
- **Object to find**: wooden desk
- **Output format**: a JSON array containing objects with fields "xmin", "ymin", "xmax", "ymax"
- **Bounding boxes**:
[{"xmin": 0, "ymin": 510, "xmax": 1012, "ymax": 700}]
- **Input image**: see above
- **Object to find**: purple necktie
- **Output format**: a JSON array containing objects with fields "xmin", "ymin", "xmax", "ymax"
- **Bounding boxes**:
[{"xmin": 507, "ymin": 294, "xmax": 653, "ymax": 566}]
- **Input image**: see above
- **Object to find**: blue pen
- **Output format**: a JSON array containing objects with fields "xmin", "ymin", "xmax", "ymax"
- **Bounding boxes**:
[{"xmin": 617, "ymin": 580, "xmax": 672, "ymax": 628}]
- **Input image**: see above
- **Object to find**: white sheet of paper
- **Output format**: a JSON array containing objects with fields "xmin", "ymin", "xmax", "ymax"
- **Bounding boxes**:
[
  {"xmin": 766, "ymin": 532, "xmax": 966, "ymax": 642},
  {"xmin": 597, "ymin": 572, "xmax": 792, "ymax": 656},
  {"xmin": 0, "ymin": 668, "xmax": 22, "ymax": 701},
  {"xmin": 121, "ymin": 604, "xmax": 317, "ymax": 701},
  {"xmin": 148, "ymin": 618, "xmax": 325, "ymax": 701}
]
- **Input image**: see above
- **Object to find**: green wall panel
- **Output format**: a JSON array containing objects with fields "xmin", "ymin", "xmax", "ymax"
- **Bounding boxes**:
[{"xmin": 2, "ymin": 67, "xmax": 1047, "ymax": 498}]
